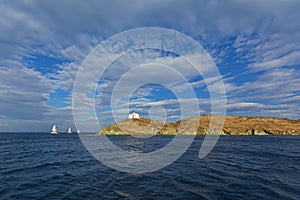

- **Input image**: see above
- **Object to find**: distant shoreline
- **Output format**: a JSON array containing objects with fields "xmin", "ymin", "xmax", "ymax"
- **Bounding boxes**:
[{"xmin": 97, "ymin": 116, "xmax": 300, "ymax": 136}]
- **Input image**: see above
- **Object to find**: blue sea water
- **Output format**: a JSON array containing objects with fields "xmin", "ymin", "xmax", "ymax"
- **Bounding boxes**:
[{"xmin": 0, "ymin": 133, "xmax": 299, "ymax": 200}]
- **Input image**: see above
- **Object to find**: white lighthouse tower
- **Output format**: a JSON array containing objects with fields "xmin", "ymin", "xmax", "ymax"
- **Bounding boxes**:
[{"xmin": 128, "ymin": 111, "xmax": 140, "ymax": 119}]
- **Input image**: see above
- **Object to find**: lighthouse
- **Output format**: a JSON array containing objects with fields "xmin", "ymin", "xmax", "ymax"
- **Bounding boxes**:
[{"xmin": 128, "ymin": 111, "xmax": 140, "ymax": 119}]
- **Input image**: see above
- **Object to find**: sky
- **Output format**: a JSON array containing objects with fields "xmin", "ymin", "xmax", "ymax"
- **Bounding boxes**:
[{"xmin": 0, "ymin": 0, "xmax": 300, "ymax": 132}]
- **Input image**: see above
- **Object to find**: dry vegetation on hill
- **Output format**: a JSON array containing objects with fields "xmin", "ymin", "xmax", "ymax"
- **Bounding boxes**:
[{"xmin": 97, "ymin": 116, "xmax": 300, "ymax": 136}]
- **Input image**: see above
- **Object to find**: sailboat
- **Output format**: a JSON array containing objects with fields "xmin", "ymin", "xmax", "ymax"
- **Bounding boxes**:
[
  {"xmin": 50, "ymin": 124, "xmax": 58, "ymax": 134},
  {"xmin": 76, "ymin": 129, "xmax": 80, "ymax": 134},
  {"xmin": 67, "ymin": 127, "xmax": 72, "ymax": 134}
]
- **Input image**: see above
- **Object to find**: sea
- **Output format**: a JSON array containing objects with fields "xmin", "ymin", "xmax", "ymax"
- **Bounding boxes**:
[{"xmin": 0, "ymin": 133, "xmax": 299, "ymax": 200}]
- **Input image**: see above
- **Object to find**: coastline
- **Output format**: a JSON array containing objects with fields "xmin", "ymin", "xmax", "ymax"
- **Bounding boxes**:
[
  {"xmin": 97, "ymin": 116, "xmax": 300, "ymax": 136},
  {"xmin": 100, "ymin": 134, "xmax": 300, "ymax": 136}
]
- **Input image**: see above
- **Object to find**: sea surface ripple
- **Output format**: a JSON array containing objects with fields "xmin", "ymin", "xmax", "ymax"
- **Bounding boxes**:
[{"xmin": 0, "ymin": 133, "xmax": 299, "ymax": 199}]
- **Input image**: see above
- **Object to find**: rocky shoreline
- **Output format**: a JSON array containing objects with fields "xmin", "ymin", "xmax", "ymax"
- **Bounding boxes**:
[{"xmin": 97, "ymin": 116, "xmax": 300, "ymax": 136}]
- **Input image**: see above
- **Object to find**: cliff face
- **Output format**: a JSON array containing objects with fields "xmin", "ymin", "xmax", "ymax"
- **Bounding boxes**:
[{"xmin": 97, "ymin": 116, "xmax": 300, "ymax": 136}]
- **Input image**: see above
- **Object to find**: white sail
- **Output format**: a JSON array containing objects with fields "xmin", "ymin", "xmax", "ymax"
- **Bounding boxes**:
[
  {"xmin": 67, "ymin": 127, "xmax": 72, "ymax": 134},
  {"xmin": 50, "ymin": 124, "xmax": 58, "ymax": 134},
  {"xmin": 76, "ymin": 129, "xmax": 80, "ymax": 134}
]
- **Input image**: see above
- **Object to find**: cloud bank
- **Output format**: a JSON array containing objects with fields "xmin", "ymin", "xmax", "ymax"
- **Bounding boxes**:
[{"xmin": 0, "ymin": 0, "xmax": 300, "ymax": 131}]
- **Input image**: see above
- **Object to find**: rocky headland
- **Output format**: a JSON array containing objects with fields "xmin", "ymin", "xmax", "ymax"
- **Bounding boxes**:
[{"xmin": 97, "ymin": 116, "xmax": 300, "ymax": 136}]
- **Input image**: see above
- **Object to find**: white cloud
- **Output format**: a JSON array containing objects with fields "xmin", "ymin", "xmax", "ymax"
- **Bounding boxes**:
[
  {"xmin": 0, "ymin": 64, "xmax": 52, "ymax": 119},
  {"xmin": 251, "ymin": 50, "xmax": 300, "ymax": 71},
  {"xmin": 231, "ymin": 68, "xmax": 300, "ymax": 98}
]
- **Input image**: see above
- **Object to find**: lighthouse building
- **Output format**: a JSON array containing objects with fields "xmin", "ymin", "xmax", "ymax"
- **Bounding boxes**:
[{"xmin": 128, "ymin": 111, "xmax": 140, "ymax": 119}]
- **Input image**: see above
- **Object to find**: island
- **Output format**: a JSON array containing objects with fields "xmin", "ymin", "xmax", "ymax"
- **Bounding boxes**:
[{"xmin": 97, "ymin": 115, "xmax": 300, "ymax": 136}]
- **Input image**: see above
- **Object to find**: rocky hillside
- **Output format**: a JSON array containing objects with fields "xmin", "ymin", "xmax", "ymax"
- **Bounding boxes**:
[{"xmin": 97, "ymin": 116, "xmax": 300, "ymax": 136}]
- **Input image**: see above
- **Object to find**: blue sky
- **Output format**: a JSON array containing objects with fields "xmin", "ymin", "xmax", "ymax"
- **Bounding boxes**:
[{"xmin": 0, "ymin": 0, "xmax": 300, "ymax": 132}]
